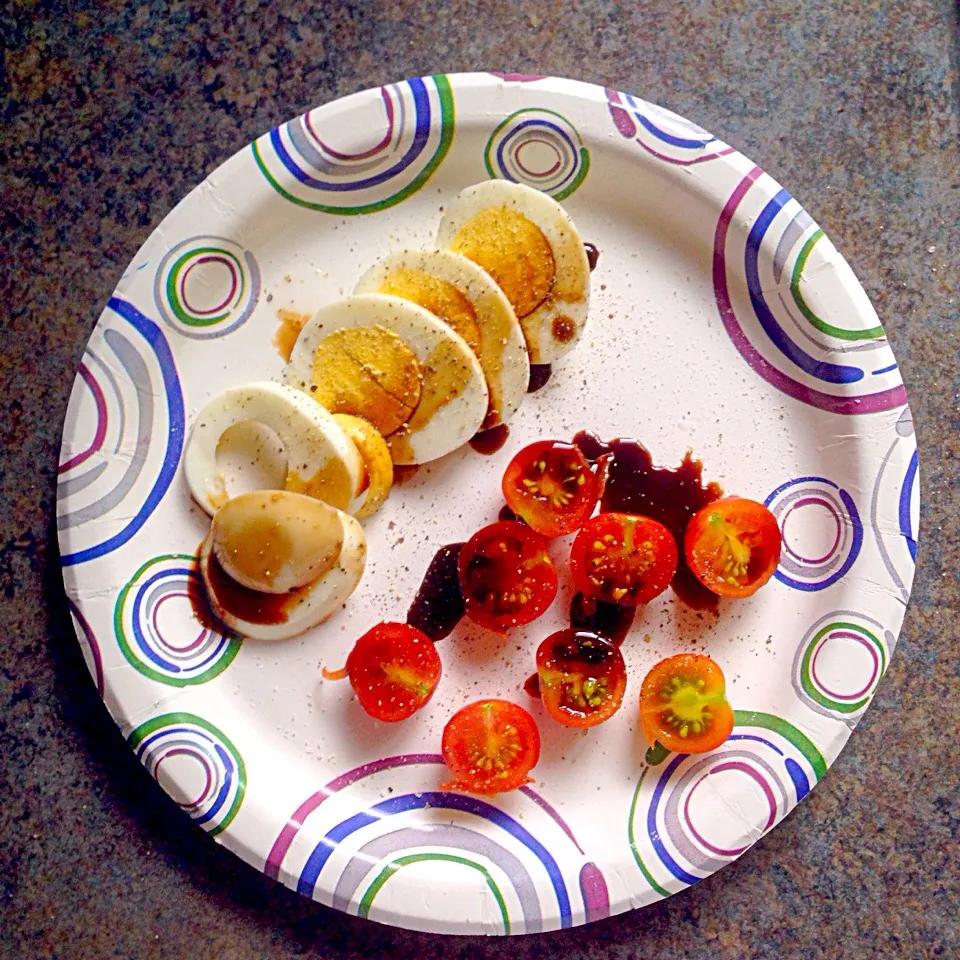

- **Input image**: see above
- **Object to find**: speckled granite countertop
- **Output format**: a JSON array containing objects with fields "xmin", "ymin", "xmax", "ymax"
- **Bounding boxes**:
[{"xmin": 2, "ymin": 1, "xmax": 958, "ymax": 957}]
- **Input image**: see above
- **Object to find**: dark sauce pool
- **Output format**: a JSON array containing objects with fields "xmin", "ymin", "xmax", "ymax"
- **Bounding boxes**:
[
  {"xmin": 569, "ymin": 592, "xmax": 636, "ymax": 645},
  {"xmin": 527, "ymin": 364, "xmax": 552, "ymax": 393},
  {"xmin": 469, "ymin": 423, "xmax": 510, "ymax": 455},
  {"xmin": 574, "ymin": 431, "xmax": 724, "ymax": 611},
  {"xmin": 406, "ymin": 542, "xmax": 465, "ymax": 641},
  {"xmin": 584, "ymin": 242, "xmax": 600, "ymax": 272},
  {"xmin": 199, "ymin": 546, "xmax": 299, "ymax": 625}
]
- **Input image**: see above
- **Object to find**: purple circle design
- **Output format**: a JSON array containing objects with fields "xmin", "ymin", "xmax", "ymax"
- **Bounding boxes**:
[{"xmin": 811, "ymin": 630, "xmax": 881, "ymax": 700}]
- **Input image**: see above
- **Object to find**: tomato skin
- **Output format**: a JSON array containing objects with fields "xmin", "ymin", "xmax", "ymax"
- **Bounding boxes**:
[
  {"xmin": 502, "ymin": 440, "xmax": 601, "ymax": 537},
  {"xmin": 325, "ymin": 622, "xmax": 442, "ymax": 722},
  {"xmin": 685, "ymin": 497, "xmax": 782, "ymax": 598},
  {"xmin": 569, "ymin": 512, "xmax": 678, "ymax": 606},
  {"xmin": 441, "ymin": 699, "xmax": 541, "ymax": 794},
  {"xmin": 536, "ymin": 630, "xmax": 627, "ymax": 728},
  {"xmin": 639, "ymin": 653, "xmax": 734, "ymax": 754},
  {"xmin": 458, "ymin": 521, "xmax": 558, "ymax": 632}
]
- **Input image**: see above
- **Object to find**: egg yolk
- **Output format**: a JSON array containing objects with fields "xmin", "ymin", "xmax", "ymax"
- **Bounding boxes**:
[
  {"xmin": 378, "ymin": 268, "xmax": 482, "ymax": 355},
  {"xmin": 285, "ymin": 457, "xmax": 358, "ymax": 514},
  {"xmin": 310, "ymin": 325, "xmax": 422, "ymax": 436},
  {"xmin": 332, "ymin": 413, "xmax": 394, "ymax": 519},
  {"xmin": 449, "ymin": 206, "xmax": 555, "ymax": 319}
]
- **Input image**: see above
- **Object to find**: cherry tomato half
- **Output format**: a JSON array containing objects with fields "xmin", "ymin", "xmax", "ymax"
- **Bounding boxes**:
[
  {"xmin": 535, "ymin": 629, "xmax": 627, "ymax": 728},
  {"xmin": 458, "ymin": 521, "xmax": 558, "ymax": 632},
  {"xmin": 569, "ymin": 512, "xmax": 678, "ymax": 606},
  {"xmin": 441, "ymin": 699, "xmax": 541, "ymax": 794},
  {"xmin": 684, "ymin": 497, "xmax": 782, "ymax": 598},
  {"xmin": 322, "ymin": 621, "xmax": 441, "ymax": 722},
  {"xmin": 502, "ymin": 440, "xmax": 602, "ymax": 537},
  {"xmin": 639, "ymin": 653, "xmax": 734, "ymax": 754}
]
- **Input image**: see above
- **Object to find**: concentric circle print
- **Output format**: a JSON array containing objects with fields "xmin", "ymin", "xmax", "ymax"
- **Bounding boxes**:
[
  {"xmin": 154, "ymin": 236, "xmax": 260, "ymax": 340},
  {"xmin": 128, "ymin": 712, "xmax": 246, "ymax": 836},
  {"xmin": 793, "ymin": 611, "xmax": 889, "ymax": 725},
  {"xmin": 252, "ymin": 76, "xmax": 454, "ymax": 215},
  {"xmin": 484, "ymin": 108, "xmax": 590, "ymax": 200},
  {"xmin": 629, "ymin": 712, "xmax": 826, "ymax": 898},
  {"xmin": 765, "ymin": 476, "xmax": 863, "ymax": 591},
  {"xmin": 714, "ymin": 167, "xmax": 907, "ymax": 414},
  {"xmin": 57, "ymin": 298, "xmax": 184, "ymax": 567},
  {"xmin": 114, "ymin": 554, "xmax": 242, "ymax": 686},
  {"xmin": 265, "ymin": 754, "xmax": 609, "ymax": 933}
]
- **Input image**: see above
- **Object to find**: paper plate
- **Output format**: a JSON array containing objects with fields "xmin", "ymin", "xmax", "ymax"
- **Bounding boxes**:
[{"xmin": 57, "ymin": 73, "xmax": 919, "ymax": 935}]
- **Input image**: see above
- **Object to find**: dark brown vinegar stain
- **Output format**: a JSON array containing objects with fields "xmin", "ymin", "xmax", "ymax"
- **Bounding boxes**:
[
  {"xmin": 407, "ymin": 543, "xmax": 465, "ymax": 641},
  {"xmin": 584, "ymin": 242, "xmax": 600, "ymax": 272},
  {"xmin": 469, "ymin": 423, "xmax": 510, "ymax": 455},
  {"xmin": 527, "ymin": 364, "xmax": 552, "ymax": 393}
]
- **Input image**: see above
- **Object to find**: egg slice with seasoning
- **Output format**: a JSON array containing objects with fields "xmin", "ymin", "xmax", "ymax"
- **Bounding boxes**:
[
  {"xmin": 354, "ymin": 249, "xmax": 529, "ymax": 429},
  {"xmin": 286, "ymin": 294, "xmax": 488, "ymax": 465},
  {"xmin": 199, "ymin": 490, "xmax": 367, "ymax": 641},
  {"xmin": 184, "ymin": 381, "xmax": 364, "ymax": 516},
  {"xmin": 436, "ymin": 180, "xmax": 591, "ymax": 364}
]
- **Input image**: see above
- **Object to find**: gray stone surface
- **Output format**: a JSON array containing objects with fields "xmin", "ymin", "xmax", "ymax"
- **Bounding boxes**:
[{"xmin": 2, "ymin": 1, "xmax": 958, "ymax": 957}]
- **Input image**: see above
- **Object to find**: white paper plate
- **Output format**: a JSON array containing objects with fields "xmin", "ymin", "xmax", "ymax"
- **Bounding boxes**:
[{"xmin": 58, "ymin": 73, "xmax": 919, "ymax": 935}]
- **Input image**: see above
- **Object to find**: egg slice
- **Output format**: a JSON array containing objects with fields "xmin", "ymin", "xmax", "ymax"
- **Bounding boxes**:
[
  {"xmin": 331, "ymin": 414, "xmax": 393, "ymax": 519},
  {"xmin": 355, "ymin": 249, "xmax": 529, "ymax": 428},
  {"xmin": 436, "ymin": 180, "xmax": 591, "ymax": 364},
  {"xmin": 184, "ymin": 381, "xmax": 364, "ymax": 516},
  {"xmin": 199, "ymin": 492, "xmax": 367, "ymax": 642},
  {"xmin": 286, "ymin": 294, "xmax": 488, "ymax": 465}
]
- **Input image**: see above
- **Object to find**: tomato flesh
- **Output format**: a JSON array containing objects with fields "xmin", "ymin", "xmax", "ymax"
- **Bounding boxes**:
[
  {"xmin": 458, "ymin": 521, "xmax": 558, "ymax": 632},
  {"xmin": 639, "ymin": 653, "xmax": 734, "ymax": 754},
  {"xmin": 685, "ymin": 497, "xmax": 782, "ymax": 598},
  {"xmin": 323, "ymin": 621, "xmax": 441, "ymax": 722},
  {"xmin": 441, "ymin": 699, "xmax": 540, "ymax": 794},
  {"xmin": 502, "ymin": 440, "xmax": 601, "ymax": 537},
  {"xmin": 535, "ymin": 629, "xmax": 626, "ymax": 728},
  {"xmin": 569, "ymin": 512, "xmax": 678, "ymax": 606}
]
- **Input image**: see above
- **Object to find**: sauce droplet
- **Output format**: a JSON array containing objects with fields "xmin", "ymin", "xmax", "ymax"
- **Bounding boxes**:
[
  {"xmin": 469, "ymin": 423, "xmax": 510, "ymax": 455},
  {"xmin": 570, "ymin": 592, "xmax": 636, "ymax": 645},
  {"xmin": 527, "ymin": 363, "xmax": 552, "ymax": 393},
  {"xmin": 407, "ymin": 543, "xmax": 466, "ymax": 641},
  {"xmin": 583, "ymin": 242, "xmax": 600, "ymax": 272},
  {"xmin": 523, "ymin": 672, "xmax": 541, "ymax": 699}
]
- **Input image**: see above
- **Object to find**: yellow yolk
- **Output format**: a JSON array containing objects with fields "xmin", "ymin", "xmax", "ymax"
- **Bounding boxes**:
[
  {"xmin": 378, "ymin": 268, "xmax": 482, "ymax": 355},
  {"xmin": 331, "ymin": 413, "xmax": 394, "ymax": 518},
  {"xmin": 449, "ymin": 206, "xmax": 556, "ymax": 319},
  {"xmin": 309, "ymin": 325, "xmax": 422, "ymax": 436}
]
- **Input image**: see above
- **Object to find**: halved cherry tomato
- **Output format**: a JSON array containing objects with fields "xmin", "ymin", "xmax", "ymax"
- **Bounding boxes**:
[
  {"xmin": 685, "ymin": 497, "xmax": 781, "ymax": 598},
  {"xmin": 535, "ymin": 629, "xmax": 626, "ymax": 728},
  {"xmin": 502, "ymin": 440, "xmax": 601, "ymax": 536},
  {"xmin": 322, "ymin": 621, "xmax": 441, "ymax": 722},
  {"xmin": 569, "ymin": 512, "xmax": 678, "ymax": 606},
  {"xmin": 639, "ymin": 653, "xmax": 734, "ymax": 754},
  {"xmin": 441, "ymin": 699, "xmax": 540, "ymax": 794},
  {"xmin": 458, "ymin": 521, "xmax": 558, "ymax": 632}
]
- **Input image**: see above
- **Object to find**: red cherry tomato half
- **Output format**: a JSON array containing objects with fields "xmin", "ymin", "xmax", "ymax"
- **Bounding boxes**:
[
  {"xmin": 639, "ymin": 653, "xmax": 734, "ymax": 754},
  {"xmin": 684, "ymin": 497, "xmax": 782, "ymax": 598},
  {"xmin": 536, "ymin": 629, "xmax": 627, "ymax": 728},
  {"xmin": 441, "ymin": 699, "xmax": 541, "ymax": 794},
  {"xmin": 458, "ymin": 521, "xmax": 558, "ymax": 632},
  {"xmin": 569, "ymin": 512, "xmax": 678, "ymax": 606},
  {"xmin": 322, "ymin": 621, "xmax": 441, "ymax": 722},
  {"xmin": 502, "ymin": 440, "xmax": 601, "ymax": 537}
]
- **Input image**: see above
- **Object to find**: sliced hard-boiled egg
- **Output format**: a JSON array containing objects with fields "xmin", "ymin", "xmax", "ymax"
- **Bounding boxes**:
[
  {"xmin": 436, "ymin": 180, "xmax": 591, "ymax": 364},
  {"xmin": 355, "ymin": 249, "xmax": 529, "ymax": 428},
  {"xmin": 184, "ymin": 381, "xmax": 364, "ymax": 516},
  {"xmin": 199, "ymin": 492, "xmax": 367, "ymax": 641},
  {"xmin": 211, "ymin": 490, "xmax": 344, "ymax": 593},
  {"xmin": 332, "ymin": 413, "xmax": 393, "ymax": 519},
  {"xmin": 286, "ymin": 294, "xmax": 488, "ymax": 465}
]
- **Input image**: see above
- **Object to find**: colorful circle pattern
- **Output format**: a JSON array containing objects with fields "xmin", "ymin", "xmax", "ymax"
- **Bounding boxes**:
[
  {"xmin": 793, "ymin": 611, "xmax": 889, "ymax": 726},
  {"xmin": 714, "ymin": 167, "xmax": 908, "ymax": 414},
  {"xmin": 114, "ymin": 554, "xmax": 242, "ymax": 687},
  {"xmin": 765, "ymin": 476, "xmax": 863, "ymax": 591},
  {"xmin": 154, "ymin": 236, "xmax": 260, "ymax": 340},
  {"xmin": 128, "ymin": 712, "xmax": 246, "ymax": 836},
  {"xmin": 265, "ymin": 754, "xmax": 609, "ymax": 933},
  {"xmin": 252, "ymin": 76, "xmax": 454, "ymax": 215},
  {"xmin": 57, "ymin": 298, "xmax": 184, "ymax": 567},
  {"xmin": 629, "ymin": 712, "xmax": 826, "ymax": 898},
  {"xmin": 484, "ymin": 108, "xmax": 590, "ymax": 200}
]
